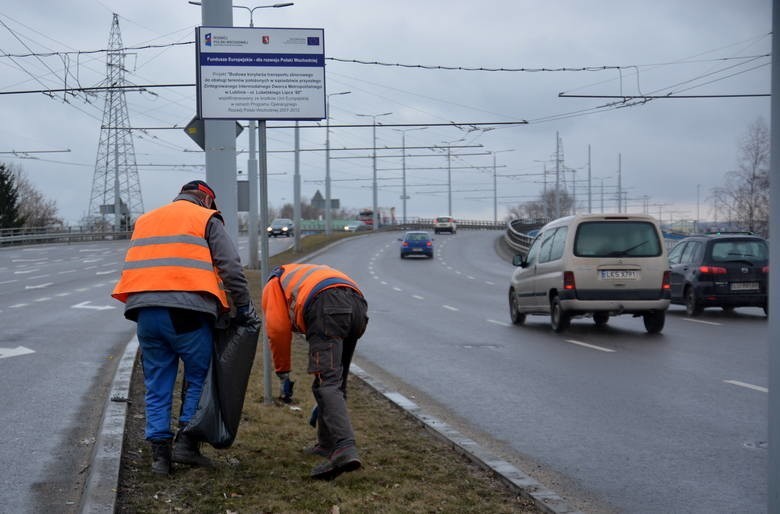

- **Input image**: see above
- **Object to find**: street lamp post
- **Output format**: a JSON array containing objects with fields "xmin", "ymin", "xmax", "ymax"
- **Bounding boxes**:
[
  {"xmin": 393, "ymin": 126, "xmax": 428, "ymax": 225},
  {"xmin": 356, "ymin": 112, "xmax": 392, "ymax": 230},
  {"xmin": 440, "ymin": 137, "xmax": 466, "ymax": 217},
  {"xmin": 489, "ymin": 149, "xmax": 514, "ymax": 224},
  {"xmin": 325, "ymin": 91, "xmax": 350, "ymax": 235}
]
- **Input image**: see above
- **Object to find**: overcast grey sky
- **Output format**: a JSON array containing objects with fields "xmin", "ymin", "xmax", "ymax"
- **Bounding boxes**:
[{"xmin": 0, "ymin": 0, "xmax": 771, "ymax": 225}]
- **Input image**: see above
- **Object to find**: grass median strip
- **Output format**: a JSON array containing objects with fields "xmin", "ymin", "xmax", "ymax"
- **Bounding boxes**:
[{"xmin": 116, "ymin": 232, "xmax": 540, "ymax": 513}]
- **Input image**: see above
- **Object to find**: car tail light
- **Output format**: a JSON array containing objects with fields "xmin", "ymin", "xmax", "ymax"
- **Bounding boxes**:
[
  {"xmin": 563, "ymin": 271, "xmax": 576, "ymax": 290},
  {"xmin": 426, "ymin": 241, "xmax": 432, "ymax": 247},
  {"xmin": 662, "ymin": 270, "xmax": 671, "ymax": 290},
  {"xmin": 762, "ymin": 266, "xmax": 769, "ymax": 273},
  {"xmin": 699, "ymin": 265, "xmax": 727, "ymax": 275},
  {"xmin": 402, "ymin": 242, "xmax": 408, "ymax": 247}
]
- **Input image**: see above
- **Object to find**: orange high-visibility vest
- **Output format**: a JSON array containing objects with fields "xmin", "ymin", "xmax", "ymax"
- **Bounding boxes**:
[
  {"xmin": 262, "ymin": 263, "xmax": 362, "ymax": 373},
  {"xmin": 111, "ymin": 200, "xmax": 229, "ymax": 309}
]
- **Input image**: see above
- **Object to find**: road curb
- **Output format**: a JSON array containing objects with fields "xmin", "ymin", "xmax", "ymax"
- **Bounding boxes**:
[
  {"xmin": 80, "ymin": 336, "xmax": 138, "ymax": 514},
  {"xmin": 351, "ymin": 364, "xmax": 584, "ymax": 514}
]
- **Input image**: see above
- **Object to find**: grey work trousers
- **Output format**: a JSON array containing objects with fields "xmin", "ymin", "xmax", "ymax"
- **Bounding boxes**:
[{"xmin": 303, "ymin": 286, "xmax": 368, "ymax": 451}]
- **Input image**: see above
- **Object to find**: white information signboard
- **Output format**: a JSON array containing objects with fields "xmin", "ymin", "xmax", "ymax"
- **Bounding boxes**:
[{"xmin": 196, "ymin": 26, "xmax": 325, "ymax": 120}]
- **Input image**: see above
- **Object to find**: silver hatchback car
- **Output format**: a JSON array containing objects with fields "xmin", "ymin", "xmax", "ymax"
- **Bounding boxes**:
[{"xmin": 509, "ymin": 214, "xmax": 671, "ymax": 333}]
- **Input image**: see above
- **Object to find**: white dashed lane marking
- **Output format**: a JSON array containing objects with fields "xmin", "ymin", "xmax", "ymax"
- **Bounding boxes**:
[
  {"xmin": 565, "ymin": 339, "xmax": 616, "ymax": 353},
  {"xmin": 487, "ymin": 319, "xmax": 511, "ymax": 327},
  {"xmin": 442, "ymin": 305, "xmax": 459, "ymax": 312},
  {"xmin": 683, "ymin": 318, "xmax": 722, "ymax": 326},
  {"xmin": 724, "ymin": 380, "xmax": 768, "ymax": 393}
]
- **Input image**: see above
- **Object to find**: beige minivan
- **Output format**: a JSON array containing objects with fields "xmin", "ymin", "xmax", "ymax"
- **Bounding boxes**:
[{"xmin": 509, "ymin": 214, "xmax": 671, "ymax": 333}]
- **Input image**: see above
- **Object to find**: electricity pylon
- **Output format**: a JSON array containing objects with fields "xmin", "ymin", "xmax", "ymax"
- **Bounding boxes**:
[{"xmin": 87, "ymin": 13, "xmax": 143, "ymax": 230}]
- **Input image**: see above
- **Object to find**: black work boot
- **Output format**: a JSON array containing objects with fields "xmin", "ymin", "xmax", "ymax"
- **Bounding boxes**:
[
  {"xmin": 172, "ymin": 429, "xmax": 214, "ymax": 468},
  {"xmin": 150, "ymin": 439, "xmax": 172, "ymax": 475}
]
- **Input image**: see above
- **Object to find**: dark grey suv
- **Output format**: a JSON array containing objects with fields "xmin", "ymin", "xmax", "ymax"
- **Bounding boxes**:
[{"xmin": 667, "ymin": 233, "xmax": 768, "ymax": 316}]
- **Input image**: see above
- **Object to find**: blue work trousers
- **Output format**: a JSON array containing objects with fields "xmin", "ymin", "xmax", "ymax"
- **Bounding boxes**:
[{"xmin": 136, "ymin": 307, "xmax": 213, "ymax": 441}]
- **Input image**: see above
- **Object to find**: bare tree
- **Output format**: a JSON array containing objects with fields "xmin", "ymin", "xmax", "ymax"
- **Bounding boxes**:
[
  {"xmin": 711, "ymin": 118, "xmax": 770, "ymax": 237},
  {"xmin": 10, "ymin": 165, "xmax": 63, "ymax": 228},
  {"xmin": 507, "ymin": 189, "xmax": 574, "ymax": 221}
]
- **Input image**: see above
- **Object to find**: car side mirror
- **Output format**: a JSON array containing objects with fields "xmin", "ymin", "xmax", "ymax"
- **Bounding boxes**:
[
  {"xmin": 512, "ymin": 254, "xmax": 525, "ymax": 267},
  {"xmin": 397, "ymin": 238, "xmax": 403, "ymax": 241}
]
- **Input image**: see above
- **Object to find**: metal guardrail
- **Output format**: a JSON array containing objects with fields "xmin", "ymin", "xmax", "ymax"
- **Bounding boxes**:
[
  {"xmin": 504, "ymin": 218, "xmax": 548, "ymax": 256},
  {"xmin": 0, "ymin": 227, "xmax": 131, "ymax": 247}
]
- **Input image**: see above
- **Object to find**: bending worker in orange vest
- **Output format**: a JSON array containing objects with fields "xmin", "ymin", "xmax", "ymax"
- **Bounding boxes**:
[
  {"xmin": 112, "ymin": 180, "xmax": 257, "ymax": 475},
  {"xmin": 262, "ymin": 263, "xmax": 369, "ymax": 480}
]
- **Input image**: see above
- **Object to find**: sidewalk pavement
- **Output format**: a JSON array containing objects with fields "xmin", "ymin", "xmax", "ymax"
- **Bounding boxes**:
[{"xmin": 79, "ymin": 335, "xmax": 582, "ymax": 514}]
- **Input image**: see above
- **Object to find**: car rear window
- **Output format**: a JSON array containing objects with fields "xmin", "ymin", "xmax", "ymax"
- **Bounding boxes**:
[
  {"xmin": 436, "ymin": 217, "xmax": 452, "ymax": 222},
  {"xmin": 406, "ymin": 233, "xmax": 430, "ymax": 241},
  {"xmin": 574, "ymin": 221, "xmax": 662, "ymax": 257},
  {"xmin": 710, "ymin": 239, "xmax": 768, "ymax": 263}
]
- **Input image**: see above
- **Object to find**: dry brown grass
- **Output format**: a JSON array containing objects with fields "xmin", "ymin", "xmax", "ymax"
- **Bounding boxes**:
[{"xmin": 116, "ymin": 233, "xmax": 539, "ymax": 513}]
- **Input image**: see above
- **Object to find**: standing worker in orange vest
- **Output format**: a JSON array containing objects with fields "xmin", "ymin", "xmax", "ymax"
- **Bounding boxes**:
[
  {"xmin": 262, "ymin": 263, "xmax": 369, "ymax": 480},
  {"xmin": 112, "ymin": 180, "xmax": 258, "ymax": 475}
]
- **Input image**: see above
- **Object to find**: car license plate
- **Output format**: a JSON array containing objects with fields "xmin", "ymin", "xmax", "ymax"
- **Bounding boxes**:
[
  {"xmin": 412, "ymin": 248, "xmax": 422, "ymax": 252},
  {"xmin": 599, "ymin": 270, "xmax": 639, "ymax": 280},
  {"xmin": 730, "ymin": 282, "xmax": 759, "ymax": 291}
]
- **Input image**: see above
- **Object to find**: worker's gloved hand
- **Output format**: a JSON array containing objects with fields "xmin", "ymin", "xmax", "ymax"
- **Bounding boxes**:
[
  {"xmin": 277, "ymin": 372, "xmax": 295, "ymax": 403},
  {"xmin": 235, "ymin": 303, "xmax": 260, "ymax": 327}
]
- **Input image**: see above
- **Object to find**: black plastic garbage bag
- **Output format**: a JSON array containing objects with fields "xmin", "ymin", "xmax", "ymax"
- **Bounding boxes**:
[{"xmin": 183, "ymin": 318, "xmax": 260, "ymax": 448}]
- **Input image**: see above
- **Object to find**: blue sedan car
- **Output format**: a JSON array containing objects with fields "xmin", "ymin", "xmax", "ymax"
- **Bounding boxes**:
[{"xmin": 399, "ymin": 231, "xmax": 434, "ymax": 259}]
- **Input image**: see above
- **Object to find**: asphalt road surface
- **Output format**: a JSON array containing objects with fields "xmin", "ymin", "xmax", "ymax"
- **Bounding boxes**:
[
  {"xmin": 0, "ymin": 232, "xmax": 768, "ymax": 513},
  {"xmin": 0, "ymin": 234, "xmax": 290, "ymax": 513},
  {"xmin": 310, "ymin": 230, "xmax": 768, "ymax": 514}
]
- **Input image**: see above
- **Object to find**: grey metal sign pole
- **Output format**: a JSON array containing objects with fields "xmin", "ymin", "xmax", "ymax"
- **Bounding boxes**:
[
  {"xmin": 294, "ymin": 122, "xmax": 301, "ymax": 251},
  {"xmin": 259, "ymin": 119, "xmax": 273, "ymax": 405},
  {"xmin": 199, "ymin": 1, "xmax": 238, "ymax": 244},
  {"xmin": 247, "ymin": 121, "xmax": 259, "ymax": 269},
  {"xmin": 768, "ymin": 2, "xmax": 778, "ymax": 511}
]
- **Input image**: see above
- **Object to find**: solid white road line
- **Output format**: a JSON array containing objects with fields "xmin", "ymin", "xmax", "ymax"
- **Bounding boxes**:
[
  {"xmin": 723, "ymin": 380, "xmax": 768, "ymax": 393},
  {"xmin": 565, "ymin": 339, "xmax": 616, "ymax": 353},
  {"xmin": 683, "ymin": 318, "xmax": 722, "ymax": 326}
]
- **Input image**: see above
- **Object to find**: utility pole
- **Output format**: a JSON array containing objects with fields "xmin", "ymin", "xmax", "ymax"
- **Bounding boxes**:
[
  {"xmin": 356, "ymin": 112, "xmax": 392, "ymax": 230},
  {"xmin": 768, "ymin": 2, "xmax": 779, "ymax": 512},
  {"xmin": 393, "ymin": 127, "xmax": 428, "ymax": 225},
  {"xmin": 493, "ymin": 153, "xmax": 498, "ymax": 223},
  {"xmin": 555, "ymin": 131, "xmax": 561, "ymax": 218},
  {"xmin": 448, "ymin": 145, "xmax": 453, "ymax": 216},
  {"xmin": 325, "ymin": 91, "xmax": 350, "ymax": 235},
  {"xmin": 617, "ymin": 153, "xmax": 623, "ymax": 213},
  {"xmin": 696, "ymin": 184, "xmax": 701, "ymax": 233},
  {"xmin": 587, "ymin": 144, "xmax": 592, "ymax": 213},
  {"xmin": 543, "ymin": 164, "xmax": 548, "ymax": 218}
]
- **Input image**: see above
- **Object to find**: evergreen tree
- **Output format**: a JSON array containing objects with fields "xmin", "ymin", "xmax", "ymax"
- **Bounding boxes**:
[{"xmin": 0, "ymin": 163, "xmax": 25, "ymax": 229}]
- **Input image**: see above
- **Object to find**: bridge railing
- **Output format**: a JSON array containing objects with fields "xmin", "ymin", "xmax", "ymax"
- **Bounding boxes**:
[
  {"xmin": 0, "ymin": 226, "xmax": 131, "ymax": 247},
  {"xmin": 504, "ymin": 218, "xmax": 549, "ymax": 256}
]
